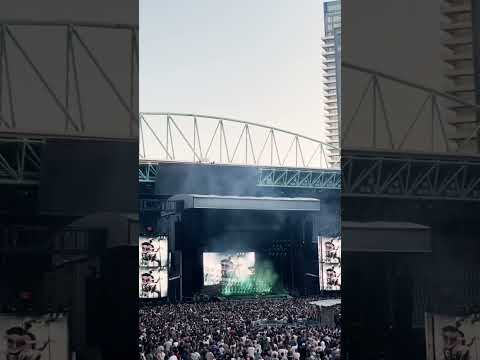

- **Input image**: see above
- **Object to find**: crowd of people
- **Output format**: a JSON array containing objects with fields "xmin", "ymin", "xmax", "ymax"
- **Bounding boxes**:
[{"xmin": 139, "ymin": 298, "xmax": 341, "ymax": 360}]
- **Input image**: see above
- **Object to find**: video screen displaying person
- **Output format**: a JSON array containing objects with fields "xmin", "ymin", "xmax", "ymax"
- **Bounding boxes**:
[
  {"xmin": 441, "ymin": 326, "xmax": 472, "ymax": 360},
  {"xmin": 220, "ymin": 257, "xmax": 235, "ymax": 284},
  {"xmin": 427, "ymin": 313, "xmax": 479, "ymax": 360},
  {"xmin": 203, "ymin": 252, "xmax": 255, "ymax": 286},
  {"xmin": 318, "ymin": 236, "xmax": 341, "ymax": 291},
  {"xmin": 0, "ymin": 315, "xmax": 68, "ymax": 360},
  {"xmin": 321, "ymin": 263, "xmax": 341, "ymax": 291},
  {"xmin": 319, "ymin": 236, "xmax": 341, "ymax": 264},
  {"xmin": 139, "ymin": 269, "xmax": 168, "ymax": 298},
  {"xmin": 139, "ymin": 236, "xmax": 168, "ymax": 268}
]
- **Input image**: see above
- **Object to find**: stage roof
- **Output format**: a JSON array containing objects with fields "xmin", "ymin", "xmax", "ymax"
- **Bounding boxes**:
[
  {"xmin": 342, "ymin": 221, "xmax": 431, "ymax": 253},
  {"xmin": 342, "ymin": 221, "xmax": 429, "ymax": 230},
  {"xmin": 68, "ymin": 212, "xmax": 138, "ymax": 248},
  {"xmin": 168, "ymin": 194, "xmax": 320, "ymax": 212}
]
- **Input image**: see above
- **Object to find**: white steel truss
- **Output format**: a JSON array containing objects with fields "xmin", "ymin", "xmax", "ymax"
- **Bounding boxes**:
[
  {"xmin": 0, "ymin": 20, "xmax": 138, "ymax": 137},
  {"xmin": 342, "ymin": 62, "xmax": 480, "ymax": 153},
  {"xmin": 140, "ymin": 113, "xmax": 340, "ymax": 170},
  {"xmin": 0, "ymin": 137, "xmax": 44, "ymax": 184}
]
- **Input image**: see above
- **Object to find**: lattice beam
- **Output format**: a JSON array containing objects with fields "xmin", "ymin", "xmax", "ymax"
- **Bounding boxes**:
[
  {"xmin": 343, "ymin": 150, "xmax": 480, "ymax": 201},
  {"xmin": 256, "ymin": 168, "xmax": 341, "ymax": 190},
  {"xmin": 0, "ymin": 137, "xmax": 44, "ymax": 184}
]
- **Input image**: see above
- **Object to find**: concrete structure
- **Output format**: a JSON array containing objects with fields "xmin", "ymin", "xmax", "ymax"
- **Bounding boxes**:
[
  {"xmin": 322, "ymin": 0, "xmax": 341, "ymax": 166},
  {"xmin": 441, "ymin": 0, "xmax": 479, "ymax": 151}
]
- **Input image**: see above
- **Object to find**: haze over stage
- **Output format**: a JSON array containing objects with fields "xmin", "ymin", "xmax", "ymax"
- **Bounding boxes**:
[
  {"xmin": 168, "ymin": 194, "xmax": 321, "ymax": 212},
  {"xmin": 147, "ymin": 163, "xmax": 339, "ymax": 301}
]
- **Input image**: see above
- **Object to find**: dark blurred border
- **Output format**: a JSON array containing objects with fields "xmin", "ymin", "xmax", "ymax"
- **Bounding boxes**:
[
  {"xmin": 342, "ymin": 1, "xmax": 480, "ymax": 359},
  {"xmin": 0, "ymin": 1, "xmax": 138, "ymax": 359}
]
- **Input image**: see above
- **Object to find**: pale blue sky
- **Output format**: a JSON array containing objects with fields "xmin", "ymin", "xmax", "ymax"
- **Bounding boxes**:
[{"xmin": 140, "ymin": 0, "xmax": 325, "ymax": 141}]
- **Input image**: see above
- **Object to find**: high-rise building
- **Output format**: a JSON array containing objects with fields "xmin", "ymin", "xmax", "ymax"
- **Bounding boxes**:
[
  {"xmin": 441, "ymin": 0, "xmax": 479, "ymax": 151},
  {"xmin": 322, "ymin": 0, "xmax": 341, "ymax": 166}
]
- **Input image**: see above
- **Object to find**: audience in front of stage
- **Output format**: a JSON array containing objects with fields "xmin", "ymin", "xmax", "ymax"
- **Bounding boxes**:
[{"xmin": 139, "ymin": 298, "xmax": 341, "ymax": 360}]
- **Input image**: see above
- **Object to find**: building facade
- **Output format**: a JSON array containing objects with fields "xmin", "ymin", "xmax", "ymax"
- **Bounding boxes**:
[
  {"xmin": 442, "ymin": 0, "xmax": 479, "ymax": 151},
  {"xmin": 322, "ymin": 0, "xmax": 341, "ymax": 166}
]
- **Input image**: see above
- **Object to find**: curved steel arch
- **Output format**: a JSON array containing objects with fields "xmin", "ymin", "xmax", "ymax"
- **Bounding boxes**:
[
  {"xmin": 342, "ymin": 61, "xmax": 480, "ymax": 154},
  {"xmin": 139, "ymin": 112, "xmax": 340, "ymax": 170},
  {"xmin": 342, "ymin": 63, "xmax": 480, "ymax": 201}
]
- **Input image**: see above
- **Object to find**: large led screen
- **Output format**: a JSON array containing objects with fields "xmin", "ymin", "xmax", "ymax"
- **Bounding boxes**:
[
  {"xmin": 139, "ymin": 268, "xmax": 168, "ymax": 298},
  {"xmin": 139, "ymin": 236, "xmax": 168, "ymax": 268},
  {"xmin": 318, "ymin": 236, "xmax": 341, "ymax": 290},
  {"xmin": 203, "ymin": 252, "xmax": 260, "ymax": 296},
  {"xmin": 139, "ymin": 236, "xmax": 168, "ymax": 298},
  {"xmin": 203, "ymin": 252, "xmax": 255, "ymax": 286},
  {"xmin": 0, "ymin": 314, "xmax": 69, "ymax": 360},
  {"xmin": 321, "ymin": 263, "xmax": 341, "ymax": 291},
  {"xmin": 320, "ymin": 236, "xmax": 341, "ymax": 264},
  {"xmin": 425, "ymin": 313, "xmax": 480, "ymax": 360}
]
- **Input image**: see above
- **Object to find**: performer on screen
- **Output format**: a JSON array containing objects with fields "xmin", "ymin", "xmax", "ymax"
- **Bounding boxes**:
[
  {"xmin": 441, "ymin": 325, "xmax": 475, "ymax": 360},
  {"xmin": 141, "ymin": 241, "xmax": 162, "ymax": 267},
  {"xmin": 140, "ymin": 272, "xmax": 162, "ymax": 298},
  {"xmin": 4, "ymin": 327, "xmax": 27, "ymax": 360},
  {"xmin": 324, "ymin": 241, "xmax": 340, "ymax": 263},
  {"xmin": 3, "ymin": 325, "xmax": 49, "ymax": 360},
  {"xmin": 221, "ymin": 257, "xmax": 234, "ymax": 284},
  {"xmin": 325, "ymin": 267, "xmax": 340, "ymax": 289}
]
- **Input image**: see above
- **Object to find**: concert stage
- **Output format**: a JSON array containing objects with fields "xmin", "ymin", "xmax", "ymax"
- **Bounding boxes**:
[{"xmin": 159, "ymin": 194, "xmax": 322, "ymax": 301}]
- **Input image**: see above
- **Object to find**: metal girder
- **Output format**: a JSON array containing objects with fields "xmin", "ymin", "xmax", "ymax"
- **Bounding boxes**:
[
  {"xmin": 256, "ymin": 167, "xmax": 341, "ymax": 190},
  {"xmin": 0, "ymin": 137, "xmax": 44, "ymax": 184},
  {"xmin": 139, "ymin": 162, "xmax": 158, "ymax": 183},
  {"xmin": 342, "ymin": 150, "xmax": 480, "ymax": 201}
]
